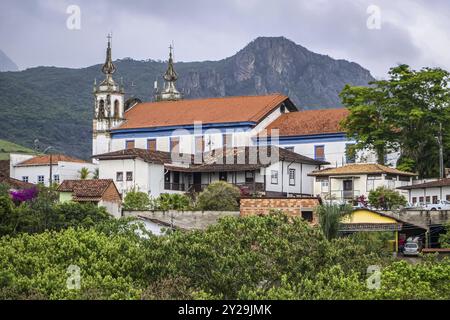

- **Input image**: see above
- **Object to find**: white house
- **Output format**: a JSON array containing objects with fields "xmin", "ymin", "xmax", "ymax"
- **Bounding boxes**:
[
  {"xmin": 94, "ymin": 146, "xmax": 328, "ymax": 198},
  {"xmin": 397, "ymin": 179, "xmax": 450, "ymax": 205},
  {"xmin": 259, "ymin": 109, "xmax": 400, "ymax": 167},
  {"xmin": 10, "ymin": 153, "xmax": 97, "ymax": 186},
  {"xmin": 309, "ymin": 163, "xmax": 416, "ymax": 203}
]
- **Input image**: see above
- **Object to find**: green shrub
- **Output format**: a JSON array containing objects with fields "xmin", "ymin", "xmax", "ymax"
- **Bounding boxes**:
[
  {"xmin": 123, "ymin": 188, "xmax": 151, "ymax": 210},
  {"xmin": 196, "ymin": 181, "xmax": 240, "ymax": 211},
  {"xmin": 152, "ymin": 193, "xmax": 192, "ymax": 211},
  {"xmin": 368, "ymin": 186, "xmax": 407, "ymax": 210}
]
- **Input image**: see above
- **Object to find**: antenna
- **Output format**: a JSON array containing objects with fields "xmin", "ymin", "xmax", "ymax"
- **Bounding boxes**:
[{"xmin": 154, "ymin": 80, "xmax": 158, "ymax": 90}]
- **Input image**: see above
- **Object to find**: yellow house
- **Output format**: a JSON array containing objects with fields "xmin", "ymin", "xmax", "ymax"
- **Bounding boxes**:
[{"xmin": 341, "ymin": 209, "xmax": 419, "ymax": 252}]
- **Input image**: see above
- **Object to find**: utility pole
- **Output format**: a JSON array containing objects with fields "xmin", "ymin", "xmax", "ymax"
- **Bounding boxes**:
[{"xmin": 438, "ymin": 122, "xmax": 444, "ymax": 179}]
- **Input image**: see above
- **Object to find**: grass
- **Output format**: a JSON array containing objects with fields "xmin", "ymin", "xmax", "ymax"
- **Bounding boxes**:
[{"xmin": 0, "ymin": 139, "xmax": 36, "ymax": 160}]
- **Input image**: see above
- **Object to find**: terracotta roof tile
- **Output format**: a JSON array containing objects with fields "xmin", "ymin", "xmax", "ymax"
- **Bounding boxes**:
[
  {"xmin": 116, "ymin": 94, "xmax": 293, "ymax": 130},
  {"xmin": 263, "ymin": 108, "xmax": 349, "ymax": 136},
  {"xmin": 93, "ymin": 148, "xmax": 174, "ymax": 164},
  {"xmin": 0, "ymin": 176, "xmax": 35, "ymax": 189},
  {"xmin": 15, "ymin": 154, "xmax": 88, "ymax": 167},
  {"xmin": 57, "ymin": 179, "xmax": 115, "ymax": 198},
  {"xmin": 309, "ymin": 163, "xmax": 416, "ymax": 177},
  {"xmin": 398, "ymin": 178, "xmax": 450, "ymax": 190}
]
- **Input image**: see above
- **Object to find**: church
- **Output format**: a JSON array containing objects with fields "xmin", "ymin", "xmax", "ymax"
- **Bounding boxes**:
[{"xmin": 91, "ymin": 37, "xmax": 384, "ymax": 198}]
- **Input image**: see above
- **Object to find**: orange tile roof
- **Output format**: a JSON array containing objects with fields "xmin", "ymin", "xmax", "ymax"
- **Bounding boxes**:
[
  {"xmin": 309, "ymin": 163, "xmax": 416, "ymax": 177},
  {"xmin": 57, "ymin": 179, "xmax": 117, "ymax": 199},
  {"xmin": 15, "ymin": 154, "xmax": 88, "ymax": 167},
  {"xmin": 262, "ymin": 108, "xmax": 349, "ymax": 137},
  {"xmin": 117, "ymin": 94, "xmax": 292, "ymax": 129}
]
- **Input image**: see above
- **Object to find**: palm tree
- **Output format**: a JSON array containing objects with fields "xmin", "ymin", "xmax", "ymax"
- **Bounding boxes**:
[
  {"xmin": 92, "ymin": 168, "xmax": 99, "ymax": 179},
  {"xmin": 316, "ymin": 203, "xmax": 353, "ymax": 241},
  {"xmin": 78, "ymin": 167, "xmax": 90, "ymax": 180}
]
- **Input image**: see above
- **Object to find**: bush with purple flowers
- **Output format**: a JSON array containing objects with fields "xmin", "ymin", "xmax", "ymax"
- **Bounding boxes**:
[{"xmin": 10, "ymin": 187, "xmax": 39, "ymax": 204}]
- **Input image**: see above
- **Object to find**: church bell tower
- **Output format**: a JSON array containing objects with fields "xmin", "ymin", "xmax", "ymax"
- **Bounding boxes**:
[
  {"xmin": 155, "ymin": 45, "xmax": 182, "ymax": 102},
  {"xmin": 92, "ymin": 34, "xmax": 125, "ymax": 157}
]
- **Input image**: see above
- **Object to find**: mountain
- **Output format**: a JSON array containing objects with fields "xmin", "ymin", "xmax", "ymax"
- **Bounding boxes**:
[
  {"xmin": 0, "ymin": 50, "xmax": 19, "ymax": 72},
  {"xmin": 0, "ymin": 37, "xmax": 374, "ymax": 159}
]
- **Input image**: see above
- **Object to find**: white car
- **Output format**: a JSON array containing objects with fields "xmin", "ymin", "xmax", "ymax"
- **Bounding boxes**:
[{"xmin": 423, "ymin": 200, "xmax": 450, "ymax": 211}]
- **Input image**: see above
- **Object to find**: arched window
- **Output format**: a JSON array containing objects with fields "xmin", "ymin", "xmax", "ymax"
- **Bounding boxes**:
[
  {"xmin": 98, "ymin": 99, "xmax": 105, "ymax": 119},
  {"xmin": 114, "ymin": 100, "xmax": 120, "ymax": 119}
]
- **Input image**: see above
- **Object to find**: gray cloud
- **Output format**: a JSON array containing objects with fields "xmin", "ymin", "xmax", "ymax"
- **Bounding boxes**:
[{"xmin": 0, "ymin": 0, "xmax": 448, "ymax": 77}]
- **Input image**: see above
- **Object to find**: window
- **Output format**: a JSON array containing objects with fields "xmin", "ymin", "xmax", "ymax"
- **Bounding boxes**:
[
  {"xmin": 126, "ymin": 172, "xmax": 133, "ymax": 181},
  {"xmin": 38, "ymin": 175, "xmax": 45, "ymax": 184},
  {"xmin": 425, "ymin": 196, "xmax": 431, "ymax": 204},
  {"xmin": 126, "ymin": 140, "xmax": 135, "ymax": 150},
  {"xmin": 447, "ymin": 195, "xmax": 450, "ymax": 201},
  {"xmin": 147, "ymin": 139, "xmax": 157, "ymax": 151},
  {"xmin": 317, "ymin": 177, "xmax": 329, "ymax": 192},
  {"xmin": 301, "ymin": 211, "xmax": 314, "ymax": 223},
  {"xmin": 271, "ymin": 170, "xmax": 278, "ymax": 184},
  {"xmin": 98, "ymin": 100, "xmax": 105, "ymax": 119},
  {"xmin": 432, "ymin": 196, "xmax": 438, "ymax": 204},
  {"xmin": 289, "ymin": 168, "xmax": 296, "ymax": 186},
  {"xmin": 116, "ymin": 172, "xmax": 123, "ymax": 182},
  {"xmin": 114, "ymin": 100, "xmax": 120, "ymax": 119},
  {"xmin": 366, "ymin": 175, "xmax": 381, "ymax": 192},
  {"xmin": 399, "ymin": 176, "xmax": 411, "ymax": 182},
  {"xmin": 170, "ymin": 137, "xmax": 180, "ymax": 154},
  {"xmin": 22, "ymin": 176, "xmax": 29, "ymax": 183},
  {"xmin": 219, "ymin": 172, "xmax": 227, "ymax": 181},
  {"xmin": 314, "ymin": 145, "xmax": 325, "ymax": 161},
  {"xmin": 53, "ymin": 174, "xmax": 60, "ymax": 183},
  {"xmin": 419, "ymin": 196, "xmax": 424, "ymax": 203},
  {"xmin": 345, "ymin": 144, "xmax": 356, "ymax": 164},
  {"xmin": 245, "ymin": 171, "xmax": 255, "ymax": 183},
  {"xmin": 412, "ymin": 197, "xmax": 417, "ymax": 204}
]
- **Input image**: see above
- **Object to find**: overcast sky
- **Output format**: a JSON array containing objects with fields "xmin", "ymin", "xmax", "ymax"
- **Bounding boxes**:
[{"xmin": 0, "ymin": 0, "xmax": 449, "ymax": 78}]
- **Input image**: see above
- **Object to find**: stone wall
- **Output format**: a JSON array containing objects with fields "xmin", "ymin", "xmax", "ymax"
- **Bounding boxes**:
[
  {"xmin": 123, "ymin": 210, "xmax": 240, "ymax": 230},
  {"xmin": 240, "ymin": 197, "xmax": 320, "ymax": 224}
]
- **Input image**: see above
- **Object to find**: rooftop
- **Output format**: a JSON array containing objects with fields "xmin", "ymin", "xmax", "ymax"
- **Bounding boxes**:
[
  {"xmin": 57, "ymin": 179, "xmax": 117, "ymax": 200},
  {"xmin": 398, "ymin": 178, "xmax": 450, "ymax": 190},
  {"xmin": 93, "ymin": 148, "xmax": 174, "ymax": 164},
  {"xmin": 15, "ymin": 154, "xmax": 88, "ymax": 167},
  {"xmin": 309, "ymin": 163, "xmax": 416, "ymax": 177},
  {"xmin": 262, "ymin": 108, "xmax": 349, "ymax": 137},
  {"xmin": 116, "ymin": 94, "xmax": 295, "ymax": 130}
]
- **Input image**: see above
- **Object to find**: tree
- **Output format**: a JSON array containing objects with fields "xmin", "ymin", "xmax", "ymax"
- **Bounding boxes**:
[
  {"xmin": 92, "ymin": 168, "xmax": 99, "ymax": 179},
  {"xmin": 315, "ymin": 203, "xmax": 353, "ymax": 240},
  {"xmin": 152, "ymin": 193, "xmax": 192, "ymax": 211},
  {"xmin": 368, "ymin": 186, "xmax": 406, "ymax": 210},
  {"xmin": 78, "ymin": 167, "xmax": 90, "ymax": 180},
  {"xmin": 196, "ymin": 181, "xmax": 240, "ymax": 211},
  {"xmin": 0, "ymin": 183, "xmax": 10, "ymax": 197},
  {"xmin": 123, "ymin": 188, "xmax": 151, "ymax": 211},
  {"xmin": 439, "ymin": 223, "xmax": 450, "ymax": 248},
  {"xmin": 341, "ymin": 65, "xmax": 450, "ymax": 177}
]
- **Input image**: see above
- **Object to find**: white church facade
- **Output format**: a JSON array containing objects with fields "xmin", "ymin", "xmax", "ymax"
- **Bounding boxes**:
[{"xmin": 91, "ymin": 37, "xmax": 399, "ymax": 198}]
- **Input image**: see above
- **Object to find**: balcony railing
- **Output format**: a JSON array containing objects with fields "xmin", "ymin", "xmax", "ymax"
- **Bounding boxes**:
[
  {"xmin": 164, "ymin": 181, "xmax": 265, "ymax": 193},
  {"xmin": 321, "ymin": 190, "xmax": 361, "ymax": 201},
  {"xmin": 164, "ymin": 182, "xmax": 186, "ymax": 191}
]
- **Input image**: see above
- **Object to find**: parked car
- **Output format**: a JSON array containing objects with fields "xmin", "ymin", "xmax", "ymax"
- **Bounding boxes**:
[
  {"xmin": 403, "ymin": 242, "xmax": 420, "ymax": 256},
  {"xmin": 423, "ymin": 200, "xmax": 450, "ymax": 211}
]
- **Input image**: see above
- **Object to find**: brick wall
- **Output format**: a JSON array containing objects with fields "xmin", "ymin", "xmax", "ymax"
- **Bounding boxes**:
[
  {"xmin": 102, "ymin": 183, "xmax": 122, "ymax": 203},
  {"xmin": 240, "ymin": 197, "xmax": 320, "ymax": 224}
]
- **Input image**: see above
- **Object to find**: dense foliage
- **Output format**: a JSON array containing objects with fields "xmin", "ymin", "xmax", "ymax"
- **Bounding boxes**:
[
  {"xmin": 316, "ymin": 204, "xmax": 353, "ymax": 240},
  {"xmin": 0, "ymin": 189, "xmax": 111, "ymax": 237},
  {"xmin": 122, "ymin": 189, "xmax": 151, "ymax": 211},
  {"xmin": 196, "ymin": 181, "xmax": 240, "ymax": 211},
  {"xmin": 368, "ymin": 187, "xmax": 407, "ymax": 210},
  {"xmin": 0, "ymin": 212, "xmax": 448, "ymax": 300},
  {"xmin": 341, "ymin": 65, "xmax": 450, "ymax": 177},
  {"xmin": 440, "ymin": 223, "xmax": 450, "ymax": 248}
]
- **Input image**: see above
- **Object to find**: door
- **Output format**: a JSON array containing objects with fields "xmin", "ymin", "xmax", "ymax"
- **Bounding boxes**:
[
  {"xmin": 193, "ymin": 173, "xmax": 202, "ymax": 192},
  {"xmin": 343, "ymin": 180, "xmax": 353, "ymax": 199}
]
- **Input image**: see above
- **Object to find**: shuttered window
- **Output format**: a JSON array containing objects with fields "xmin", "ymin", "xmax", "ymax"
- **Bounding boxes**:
[
  {"xmin": 147, "ymin": 139, "xmax": 156, "ymax": 151},
  {"xmin": 126, "ymin": 140, "xmax": 135, "ymax": 150},
  {"xmin": 314, "ymin": 145, "xmax": 325, "ymax": 161}
]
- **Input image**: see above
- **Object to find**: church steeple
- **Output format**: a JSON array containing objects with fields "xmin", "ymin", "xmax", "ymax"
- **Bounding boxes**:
[
  {"xmin": 100, "ymin": 33, "xmax": 116, "ymax": 87},
  {"xmin": 155, "ymin": 44, "xmax": 182, "ymax": 101}
]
